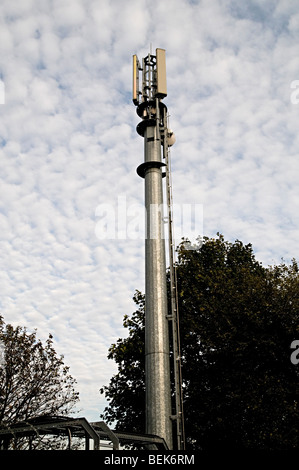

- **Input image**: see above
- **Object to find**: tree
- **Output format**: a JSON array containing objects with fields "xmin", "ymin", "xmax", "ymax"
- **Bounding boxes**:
[
  {"xmin": 100, "ymin": 290, "xmax": 145, "ymax": 433},
  {"xmin": 100, "ymin": 235, "xmax": 299, "ymax": 450},
  {"xmin": 0, "ymin": 318, "xmax": 79, "ymax": 449}
]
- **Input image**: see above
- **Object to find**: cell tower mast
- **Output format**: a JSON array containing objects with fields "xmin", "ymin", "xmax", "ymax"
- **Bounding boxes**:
[{"xmin": 133, "ymin": 48, "xmax": 185, "ymax": 450}]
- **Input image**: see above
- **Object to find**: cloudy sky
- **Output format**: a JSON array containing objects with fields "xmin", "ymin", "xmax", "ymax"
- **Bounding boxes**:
[{"xmin": 0, "ymin": 0, "xmax": 298, "ymax": 422}]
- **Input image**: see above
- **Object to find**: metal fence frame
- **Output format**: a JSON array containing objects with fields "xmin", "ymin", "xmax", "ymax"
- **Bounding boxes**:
[{"xmin": 0, "ymin": 416, "xmax": 168, "ymax": 450}]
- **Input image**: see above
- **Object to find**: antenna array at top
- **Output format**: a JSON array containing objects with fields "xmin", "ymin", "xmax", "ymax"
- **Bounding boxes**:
[{"xmin": 133, "ymin": 49, "xmax": 167, "ymax": 106}]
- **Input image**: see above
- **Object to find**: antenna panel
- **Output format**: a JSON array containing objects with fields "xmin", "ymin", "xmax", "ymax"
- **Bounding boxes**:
[
  {"xmin": 133, "ymin": 54, "xmax": 139, "ymax": 105},
  {"xmin": 156, "ymin": 48, "xmax": 167, "ymax": 98}
]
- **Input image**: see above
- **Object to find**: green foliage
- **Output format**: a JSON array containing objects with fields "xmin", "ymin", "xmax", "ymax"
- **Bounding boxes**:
[
  {"xmin": 100, "ymin": 290, "xmax": 145, "ymax": 432},
  {"xmin": 100, "ymin": 235, "xmax": 299, "ymax": 450},
  {"xmin": 178, "ymin": 235, "xmax": 298, "ymax": 450}
]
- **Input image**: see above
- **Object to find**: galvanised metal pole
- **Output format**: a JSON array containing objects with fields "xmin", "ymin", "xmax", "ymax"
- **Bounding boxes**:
[
  {"xmin": 144, "ymin": 122, "xmax": 172, "ymax": 450},
  {"xmin": 134, "ymin": 50, "xmax": 173, "ymax": 449}
]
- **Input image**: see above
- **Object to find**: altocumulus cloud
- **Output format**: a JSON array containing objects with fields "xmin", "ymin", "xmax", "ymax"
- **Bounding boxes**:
[{"xmin": 0, "ymin": 0, "xmax": 298, "ymax": 421}]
